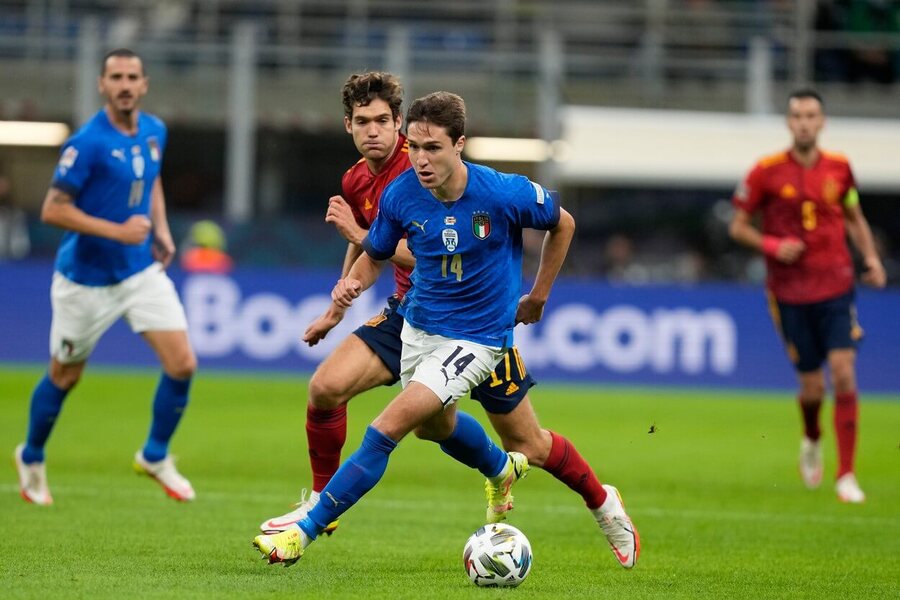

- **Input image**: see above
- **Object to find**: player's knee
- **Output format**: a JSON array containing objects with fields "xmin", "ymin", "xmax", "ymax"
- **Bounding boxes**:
[
  {"xmin": 831, "ymin": 369, "xmax": 856, "ymax": 393},
  {"xmin": 48, "ymin": 360, "xmax": 84, "ymax": 390},
  {"xmin": 308, "ymin": 371, "xmax": 348, "ymax": 410},
  {"xmin": 800, "ymin": 379, "xmax": 825, "ymax": 400},
  {"xmin": 414, "ymin": 420, "xmax": 453, "ymax": 442},
  {"xmin": 49, "ymin": 369, "xmax": 81, "ymax": 390},
  {"xmin": 165, "ymin": 353, "xmax": 197, "ymax": 380}
]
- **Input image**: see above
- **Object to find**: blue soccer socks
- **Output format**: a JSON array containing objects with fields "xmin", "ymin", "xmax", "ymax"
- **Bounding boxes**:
[
  {"xmin": 438, "ymin": 411, "xmax": 508, "ymax": 478},
  {"xmin": 142, "ymin": 373, "xmax": 192, "ymax": 463},
  {"xmin": 22, "ymin": 374, "xmax": 70, "ymax": 464},
  {"xmin": 299, "ymin": 426, "xmax": 397, "ymax": 540}
]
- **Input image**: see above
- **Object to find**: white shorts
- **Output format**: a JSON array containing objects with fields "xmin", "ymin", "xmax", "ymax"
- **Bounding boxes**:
[
  {"xmin": 49, "ymin": 263, "xmax": 188, "ymax": 364},
  {"xmin": 400, "ymin": 322, "xmax": 505, "ymax": 408}
]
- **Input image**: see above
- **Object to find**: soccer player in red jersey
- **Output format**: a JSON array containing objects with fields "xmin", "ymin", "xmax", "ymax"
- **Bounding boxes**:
[
  {"xmin": 258, "ymin": 72, "xmax": 638, "ymax": 569},
  {"xmin": 730, "ymin": 89, "xmax": 886, "ymax": 503}
]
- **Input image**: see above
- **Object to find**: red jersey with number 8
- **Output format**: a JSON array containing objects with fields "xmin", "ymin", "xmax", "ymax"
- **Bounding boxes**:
[
  {"xmin": 733, "ymin": 149, "xmax": 856, "ymax": 304},
  {"xmin": 341, "ymin": 134, "xmax": 412, "ymax": 298}
]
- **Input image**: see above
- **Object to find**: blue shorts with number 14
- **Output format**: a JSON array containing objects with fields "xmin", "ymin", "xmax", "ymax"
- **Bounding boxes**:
[{"xmin": 353, "ymin": 296, "xmax": 535, "ymax": 414}]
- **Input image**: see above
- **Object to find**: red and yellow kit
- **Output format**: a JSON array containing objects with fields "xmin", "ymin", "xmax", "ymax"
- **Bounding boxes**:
[
  {"xmin": 340, "ymin": 134, "xmax": 412, "ymax": 298},
  {"xmin": 733, "ymin": 149, "xmax": 857, "ymax": 304}
]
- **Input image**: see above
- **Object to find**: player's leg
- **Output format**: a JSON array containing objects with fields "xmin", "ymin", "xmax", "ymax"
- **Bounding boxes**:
[
  {"xmin": 259, "ymin": 333, "xmax": 394, "ymax": 533},
  {"xmin": 307, "ymin": 312, "xmax": 399, "ymax": 491},
  {"xmin": 254, "ymin": 381, "xmax": 442, "ymax": 566},
  {"xmin": 127, "ymin": 264, "xmax": 197, "ymax": 501},
  {"xmin": 140, "ymin": 329, "xmax": 197, "ymax": 457},
  {"xmin": 473, "ymin": 347, "xmax": 608, "ymax": 509},
  {"xmin": 821, "ymin": 291, "xmax": 865, "ymax": 502},
  {"xmin": 474, "ymin": 347, "xmax": 638, "ymax": 568},
  {"xmin": 796, "ymin": 369, "xmax": 826, "ymax": 489},
  {"xmin": 487, "ymin": 397, "xmax": 609, "ymax": 505},
  {"xmin": 254, "ymin": 325, "xmax": 508, "ymax": 565},
  {"xmin": 404, "ymin": 333, "xmax": 521, "ymax": 523},
  {"xmin": 16, "ymin": 274, "xmax": 118, "ymax": 505},
  {"xmin": 301, "ymin": 327, "xmax": 509, "ymax": 535},
  {"xmin": 260, "ymin": 303, "xmax": 400, "ymax": 533},
  {"xmin": 772, "ymin": 297, "xmax": 827, "ymax": 489},
  {"xmin": 416, "ymin": 404, "xmax": 520, "ymax": 516}
]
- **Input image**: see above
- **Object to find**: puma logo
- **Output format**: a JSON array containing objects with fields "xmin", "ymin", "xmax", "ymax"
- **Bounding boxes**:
[
  {"xmin": 440, "ymin": 367, "xmax": 451, "ymax": 386},
  {"xmin": 324, "ymin": 492, "xmax": 344, "ymax": 508},
  {"xmin": 411, "ymin": 219, "xmax": 428, "ymax": 232}
]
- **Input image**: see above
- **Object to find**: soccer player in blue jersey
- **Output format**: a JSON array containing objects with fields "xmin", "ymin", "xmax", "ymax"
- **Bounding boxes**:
[
  {"xmin": 13, "ymin": 49, "xmax": 197, "ymax": 504},
  {"xmin": 254, "ymin": 91, "xmax": 640, "ymax": 568}
]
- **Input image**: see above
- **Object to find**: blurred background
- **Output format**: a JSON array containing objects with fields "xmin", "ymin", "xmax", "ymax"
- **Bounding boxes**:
[{"xmin": 1, "ymin": 0, "xmax": 899, "ymax": 283}]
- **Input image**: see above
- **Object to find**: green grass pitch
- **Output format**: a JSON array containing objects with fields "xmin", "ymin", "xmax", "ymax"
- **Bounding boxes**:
[{"xmin": 1, "ymin": 364, "xmax": 898, "ymax": 599}]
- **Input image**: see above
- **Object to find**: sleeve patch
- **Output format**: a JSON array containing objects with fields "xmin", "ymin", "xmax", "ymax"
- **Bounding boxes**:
[
  {"xmin": 734, "ymin": 180, "xmax": 748, "ymax": 203},
  {"xmin": 58, "ymin": 146, "xmax": 79, "ymax": 174},
  {"xmin": 842, "ymin": 187, "xmax": 860, "ymax": 208},
  {"xmin": 530, "ymin": 180, "xmax": 544, "ymax": 205}
]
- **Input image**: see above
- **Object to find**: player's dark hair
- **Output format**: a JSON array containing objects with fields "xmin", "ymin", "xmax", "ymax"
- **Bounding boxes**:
[
  {"xmin": 788, "ymin": 88, "xmax": 824, "ymax": 109},
  {"xmin": 101, "ymin": 48, "xmax": 144, "ymax": 75},
  {"xmin": 342, "ymin": 72, "xmax": 403, "ymax": 120},
  {"xmin": 406, "ymin": 92, "xmax": 466, "ymax": 143}
]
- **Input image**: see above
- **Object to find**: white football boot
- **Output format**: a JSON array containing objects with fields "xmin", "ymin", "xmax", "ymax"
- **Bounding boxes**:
[
  {"xmin": 14, "ymin": 443, "xmax": 53, "ymax": 505},
  {"xmin": 133, "ymin": 451, "xmax": 195, "ymax": 501},
  {"xmin": 592, "ymin": 484, "xmax": 640, "ymax": 569},
  {"xmin": 835, "ymin": 473, "xmax": 865, "ymax": 504},
  {"xmin": 259, "ymin": 489, "xmax": 339, "ymax": 535},
  {"xmin": 799, "ymin": 437, "xmax": 823, "ymax": 489}
]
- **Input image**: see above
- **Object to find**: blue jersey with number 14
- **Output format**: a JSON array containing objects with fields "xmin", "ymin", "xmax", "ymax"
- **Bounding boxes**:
[
  {"xmin": 51, "ymin": 109, "xmax": 167, "ymax": 286},
  {"xmin": 363, "ymin": 162, "xmax": 560, "ymax": 347}
]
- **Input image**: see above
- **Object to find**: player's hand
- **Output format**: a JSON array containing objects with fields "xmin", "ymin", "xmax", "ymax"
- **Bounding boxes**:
[
  {"xmin": 152, "ymin": 232, "xmax": 176, "ymax": 268},
  {"xmin": 119, "ymin": 215, "xmax": 152, "ymax": 245},
  {"xmin": 775, "ymin": 236, "xmax": 805, "ymax": 264},
  {"xmin": 861, "ymin": 257, "xmax": 887, "ymax": 288},
  {"xmin": 515, "ymin": 294, "xmax": 546, "ymax": 325},
  {"xmin": 326, "ymin": 196, "xmax": 365, "ymax": 245},
  {"xmin": 332, "ymin": 277, "xmax": 362, "ymax": 308},
  {"xmin": 302, "ymin": 305, "xmax": 346, "ymax": 346}
]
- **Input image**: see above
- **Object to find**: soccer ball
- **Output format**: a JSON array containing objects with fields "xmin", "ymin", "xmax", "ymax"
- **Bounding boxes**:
[{"xmin": 462, "ymin": 523, "xmax": 533, "ymax": 587}]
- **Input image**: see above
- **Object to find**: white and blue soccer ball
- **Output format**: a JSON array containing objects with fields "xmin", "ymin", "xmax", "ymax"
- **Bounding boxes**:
[{"xmin": 463, "ymin": 523, "xmax": 533, "ymax": 587}]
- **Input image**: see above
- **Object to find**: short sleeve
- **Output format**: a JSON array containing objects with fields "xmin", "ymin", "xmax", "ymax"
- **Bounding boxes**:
[
  {"xmin": 341, "ymin": 169, "xmax": 372, "ymax": 230},
  {"xmin": 508, "ymin": 177, "xmax": 560, "ymax": 230},
  {"xmin": 51, "ymin": 136, "xmax": 95, "ymax": 197},
  {"xmin": 732, "ymin": 163, "xmax": 765, "ymax": 213},
  {"xmin": 361, "ymin": 186, "xmax": 405, "ymax": 260},
  {"xmin": 845, "ymin": 160, "xmax": 857, "ymax": 191}
]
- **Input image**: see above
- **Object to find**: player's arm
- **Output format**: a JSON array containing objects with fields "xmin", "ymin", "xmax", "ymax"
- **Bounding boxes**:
[
  {"xmin": 517, "ymin": 207, "xmax": 575, "ymax": 325},
  {"xmin": 302, "ymin": 300, "xmax": 347, "ymax": 346},
  {"xmin": 729, "ymin": 207, "xmax": 804, "ymax": 264},
  {"xmin": 329, "ymin": 196, "xmax": 415, "ymax": 271},
  {"xmin": 842, "ymin": 193, "xmax": 886, "ymax": 288},
  {"xmin": 389, "ymin": 239, "xmax": 414, "ymax": 270},
  {"xmin": 41, "ymin": 186, "xmax": 150, "ymax": 244},
  {"xmin": 149, "ymin": 177, "xmax": 176, "ymax": 267},
  {"xmin": 332, "ymin": 189, "xmax": 404, "ymax": 307},
  {"xmin": 341, "ymin": 242, "xmax": 365, "ymax": 277},
  {"xmin": 332, "ymin": 252, "xmax": 386, "ymax": 308}
]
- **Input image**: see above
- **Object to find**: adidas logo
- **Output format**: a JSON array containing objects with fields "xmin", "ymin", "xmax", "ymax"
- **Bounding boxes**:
[{"xmin": 505, "ymin": 382, "xmax": 519, "ymax": 396}]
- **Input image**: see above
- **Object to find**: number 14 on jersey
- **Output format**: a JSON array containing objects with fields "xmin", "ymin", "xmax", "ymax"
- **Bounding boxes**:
[{"xmin": 442, "ymin": 254, "xmax": 463, "ymax": 281}]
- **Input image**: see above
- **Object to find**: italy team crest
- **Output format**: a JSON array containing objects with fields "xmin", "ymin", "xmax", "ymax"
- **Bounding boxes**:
[{"xmin": 472, "ymin": 212, "xmax": 491, "ymax": 239}]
